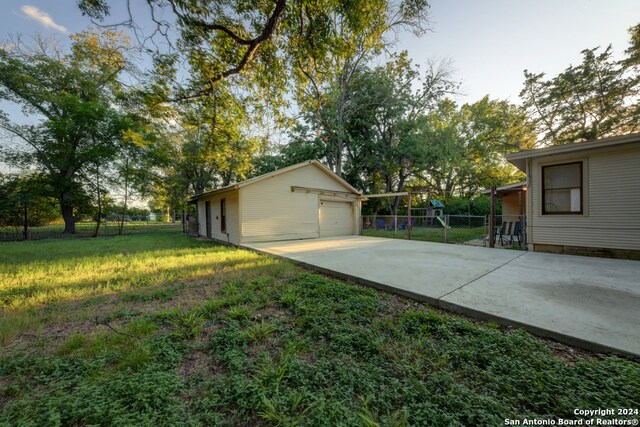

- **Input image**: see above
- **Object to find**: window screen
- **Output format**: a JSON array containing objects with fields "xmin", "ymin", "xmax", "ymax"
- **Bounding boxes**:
[{"xmin": 542, "ymin": 162, "xmax": 582, "ymax": 214}]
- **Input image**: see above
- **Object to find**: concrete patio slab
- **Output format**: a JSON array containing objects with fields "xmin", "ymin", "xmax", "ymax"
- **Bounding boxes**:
[
  {"xmin": 243, "ymin": 236, "xmax": 640, "ymax": 358},
  {"xmin": 245, "ymin": 236, "xmax": 523, "ymax": 304},
  {"xmin": 440, "ymin": 251, "xmax": 640, "ymax": 356}
]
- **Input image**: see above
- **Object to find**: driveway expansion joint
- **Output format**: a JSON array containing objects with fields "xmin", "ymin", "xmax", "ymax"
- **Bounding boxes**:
[{"xmin": 436, "ymin": 250, "xmax": 527, "ymax": 301}]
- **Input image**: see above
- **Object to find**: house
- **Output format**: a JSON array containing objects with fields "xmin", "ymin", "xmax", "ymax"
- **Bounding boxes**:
[
  {"xmin": 191, "ymin": 160, "xmax": 361, "ymax": 245},
  {"xmin": 482, "ymin": 182, "xmax": 527, "ymax": 222},
  {"xmin": 505, "ymin": 133, "xmax": 640, "ymax": 259}
]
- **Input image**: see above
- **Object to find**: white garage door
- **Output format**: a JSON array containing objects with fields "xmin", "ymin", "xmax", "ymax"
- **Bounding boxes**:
[{"xmin": 319, "ymin": 200, "xmax": 353, "ymax": 237}]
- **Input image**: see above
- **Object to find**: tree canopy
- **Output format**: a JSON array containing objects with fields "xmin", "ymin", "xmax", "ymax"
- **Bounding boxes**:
[
  {"xmin": 0, "ymin": 30, "xmax": 147, "ymax": 233},
  {"xmin": 520, "ymin": 43, "xmax": 639, "ymax": 145}
]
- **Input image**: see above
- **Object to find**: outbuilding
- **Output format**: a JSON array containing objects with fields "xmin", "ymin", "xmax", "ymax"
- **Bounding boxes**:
[
  {"xmin": 506, "ymin": 133, "xmax": 640, "ymax": 259},
  {"xmin": 191, "ymin": 160, "xmax": 362, "ymax": 245}
]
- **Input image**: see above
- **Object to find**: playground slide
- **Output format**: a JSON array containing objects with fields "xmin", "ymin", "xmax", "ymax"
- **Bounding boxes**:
[{"xmin": 435, "ymin": 216, "xmax": 450, "ymax": 228}]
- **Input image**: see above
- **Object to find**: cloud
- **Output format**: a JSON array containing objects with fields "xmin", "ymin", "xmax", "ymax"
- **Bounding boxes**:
[{"xmin": 20, "ymin": 5, "xmax": 68, "ymax": 33}]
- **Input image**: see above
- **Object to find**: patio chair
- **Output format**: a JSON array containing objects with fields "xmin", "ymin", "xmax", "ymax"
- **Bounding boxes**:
[
  {"xmin": 511, "ymin": 221, "xmax": 523, "ymax": 246},
  {"xmin": 493, "ymin": 222, "xmax": 507, "ymax": 245},
  {"xmin": 376, "ymin": 219, "xmax": 386, "ymax": 230},
  {"xmin": 507, "ymin": 222, "xmax": 516, "ymax": 245},
  {"xmin": 399, "ymin": 218, "xmax": 412, "ymax": 230}
]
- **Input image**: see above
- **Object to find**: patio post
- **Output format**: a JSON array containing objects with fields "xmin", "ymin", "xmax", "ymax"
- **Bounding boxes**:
[{"xmin": 489, "ymin": 186, "xmax": 496, "ymax": 248}]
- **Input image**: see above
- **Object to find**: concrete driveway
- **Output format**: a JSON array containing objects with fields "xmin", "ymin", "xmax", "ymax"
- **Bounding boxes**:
[{"xmin": 243, "ymin": 236, "xmax": 640, "ymax": 358}]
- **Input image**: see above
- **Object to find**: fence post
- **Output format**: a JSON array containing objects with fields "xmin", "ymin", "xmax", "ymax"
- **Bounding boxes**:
[
  {"xmin": 483, "ymin": 215, "xmax": 487, "ymax": 247},
  {"xmin": 489, "ymin": 186, "xmax": 496, "ymax": 248},
  {"xmin": 444, "ymin": 214, "xmax": 449, "ymax": 243},
  {"xmin": 23, "ymin": 205, "xmax": 31, "ymax": 241},
  {"xmin": 394, "ymin": 212, "xmax": 397, "ymax": 236},
  {"xmin": 407, "ymin": 193, "xmax": 412, "ymax": 241}
]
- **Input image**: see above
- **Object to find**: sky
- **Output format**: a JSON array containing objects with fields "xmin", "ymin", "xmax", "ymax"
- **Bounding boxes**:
[
  {"xmin": 0, "ymin": 0, "xmax": 638, "ymax": 107},
  {"xmin": 396, "ymin": 0, "xmax": 640, "ymax": 103}
]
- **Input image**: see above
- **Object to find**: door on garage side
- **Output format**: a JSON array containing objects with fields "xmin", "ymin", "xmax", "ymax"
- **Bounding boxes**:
[
  {"xmin": 319, "ymin": 200, "xmax": 353, "ymax": 237},
  {"xmin": 204, "ymin": 201, "xmax": 211, "ymax": 238}
]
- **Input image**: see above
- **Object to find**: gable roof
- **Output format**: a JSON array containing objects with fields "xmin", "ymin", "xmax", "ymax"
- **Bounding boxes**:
[
  {"xmin": 191, "ymin": 160, "xmax": 361, "ymax": 201},
  {"xmin": 506, "ymin": 132, "xmax": 640, "ymax": 171}
]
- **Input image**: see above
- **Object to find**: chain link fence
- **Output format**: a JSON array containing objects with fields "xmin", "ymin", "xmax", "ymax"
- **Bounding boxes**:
[
  {"xmin": 0, "ymin": 220, "xmax": 183, "ymax": 242},
  {"xmin": 361, "ymin": 214, "xmax": 526, "ymax": 250}
]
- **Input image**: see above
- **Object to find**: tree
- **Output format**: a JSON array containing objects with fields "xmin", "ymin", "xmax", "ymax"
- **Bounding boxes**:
[
  {"xmin": 0, "ymin": 173, "xmax": 59, "ymax": 236},
  {"xmin": 0, "ymin": 30, "xmax": 142, "ymax": 233},
  {"xmin": 145, "ymin": 86, "xmax": 265, "ymax": 222},
  {"xmin": 520, "ymin": 41, "xmax": 639, "ymax": 145},
  {"xmin": 624, "ymin": 23, "xmax": 640, "ymax": 66},
  {"xmin": 417, "ymin": 97, "xmax": 535, "ymax": 198},
  {"xmin": 79, "ymin": 0, "xmax": 429, "ymax": 109},
  {"xmin": 293, "ymin": 0, "xmax": 430, "ymax": 175},
  {"xmin": 338, "ymin": 54, "xmax": 457, "ymax": 213}
]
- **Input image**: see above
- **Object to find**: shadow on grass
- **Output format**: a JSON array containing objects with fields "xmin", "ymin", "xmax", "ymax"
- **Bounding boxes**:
[{"xmin": 0, "ymin": 234, "xmax": 294, "ymax": 343}]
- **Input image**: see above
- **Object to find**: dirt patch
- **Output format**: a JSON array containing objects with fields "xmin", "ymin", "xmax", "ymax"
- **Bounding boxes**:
[
  {"xmin": 179, "ymin": 325, "xmax": 227, "ymax": 379},
  {"xmin": 252, "ymin": 305, "xmax": 288, "ymax": 322},
  {"xmin": 542, "ymin": 338, "xmax": 597, "ymax": 363},
  {"xmin": 179, "ymin": 350, "xmax": 214, "ymax": 379}
]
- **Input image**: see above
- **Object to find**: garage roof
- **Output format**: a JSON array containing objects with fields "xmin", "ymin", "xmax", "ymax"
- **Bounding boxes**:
[{"xmin": 191, "ymin": 160, "xmax": 361, "ymax": 201}]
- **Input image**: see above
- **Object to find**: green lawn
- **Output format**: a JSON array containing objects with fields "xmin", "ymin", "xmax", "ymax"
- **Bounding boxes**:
[
  {"xmin": 363, "ymin": 226, "xmax": 486, "ymax": 244},
  {"xmin": 1, "ymin": 231, "xmax": 638, "ymax": 426}
]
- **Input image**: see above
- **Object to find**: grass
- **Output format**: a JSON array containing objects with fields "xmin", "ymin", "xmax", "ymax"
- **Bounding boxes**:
[
  {"xmin": 363, "ymin": 226, "xmax": 486, "ymax": 244},
  {"xmin": 0, "ymin": 228, "xmax": 287, "ymax": 343},
  {"xmin": 1, "ymin": 230, "xmax": 639, "ymax": 426}
]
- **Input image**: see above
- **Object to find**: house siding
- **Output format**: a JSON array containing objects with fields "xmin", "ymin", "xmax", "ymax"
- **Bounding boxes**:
[
  {"xmin": 528, "ymin": 144, "xmax": 640, "ymax": 251},
  {"xmin": 197, "ymin": 200, "xmax": 206, "ymax": 237},
  {"xmin": 240, "ymin": 165, "xmax": 358, "ymax": 243},
  {"xmin": 501, "ymin": 192, "xmax": 523, "ymax": 221},
  {"xmin": 196, "ymin": 190, "xmax": 240, "ymax": 245}
]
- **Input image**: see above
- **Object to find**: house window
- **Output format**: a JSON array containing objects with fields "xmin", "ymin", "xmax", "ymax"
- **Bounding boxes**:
[
  {"xmin": 542, "ymin": 162, "xmax": 582, "ymax": 214},
  {"xmin": 220, "ymin": 198, "xmax": 226, "ymax": 233}
]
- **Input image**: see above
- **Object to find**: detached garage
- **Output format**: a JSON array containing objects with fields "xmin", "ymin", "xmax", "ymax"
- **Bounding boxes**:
[{"xmin": 191, "ymin": 160, "xmax": 362, "ymax": 245}]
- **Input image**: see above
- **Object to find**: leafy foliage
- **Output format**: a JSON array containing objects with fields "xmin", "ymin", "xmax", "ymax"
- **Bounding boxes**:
[
  {"xmin": 0, "ymin": 30, "xmax": 149, "ymax": 233},
  {"xmin": 170, "ymin": 310, "xmax": 206, "ymax": 340},
  {"xmin": 0, "ymin": 173, "xmax": 59, "ymax": 227},
  {"xmin": 521, "ymin": 44, "xmax": 639, "ymax": 145}
]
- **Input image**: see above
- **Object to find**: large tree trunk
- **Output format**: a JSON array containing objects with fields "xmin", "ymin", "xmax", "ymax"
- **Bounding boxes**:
[{"xmin": 60, "ymin": 192, "xmax": 76, "ymax": 234}]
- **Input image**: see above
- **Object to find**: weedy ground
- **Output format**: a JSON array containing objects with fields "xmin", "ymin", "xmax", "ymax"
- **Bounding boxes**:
[{"xmin": 1, "ymin": 229, "xmax": 638, "ymax": 426}]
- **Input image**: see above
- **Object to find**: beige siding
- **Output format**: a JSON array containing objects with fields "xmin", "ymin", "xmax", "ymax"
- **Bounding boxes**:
[
  {"xmin": 501, "ymin": 192, "xmax": 523, "ymax": 221},
  {"xmin": 197, "ymin": 190, "xmax": 240, "ymax": 245},
  {"xmin": 240, "ymin": 165, "xmax": 358, "ymax": 243},
  {"xmin": 528, "ymin": 145, "xmax": 640, "ymax": 250},
  {"xmin": 197, "ymin": 200, "xmax": 206, "ymax": 236}
]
